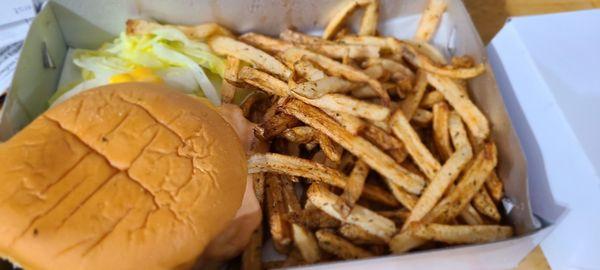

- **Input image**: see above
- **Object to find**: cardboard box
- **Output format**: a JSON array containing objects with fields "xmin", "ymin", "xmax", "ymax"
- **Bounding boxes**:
[{"xmin": 0, "ymin": 0, "xmax": 556, "ymax": 269}]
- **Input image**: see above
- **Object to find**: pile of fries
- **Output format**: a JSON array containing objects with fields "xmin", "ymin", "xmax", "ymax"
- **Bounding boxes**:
[{"xmin": 130, "ymin": 0, "xmax": 513, "ymax": 268}]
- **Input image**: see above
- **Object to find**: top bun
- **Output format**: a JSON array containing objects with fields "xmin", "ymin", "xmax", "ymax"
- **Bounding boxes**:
[{"xmin": 0, "ymin": 83, "xmax": 247, "ymax": 270}]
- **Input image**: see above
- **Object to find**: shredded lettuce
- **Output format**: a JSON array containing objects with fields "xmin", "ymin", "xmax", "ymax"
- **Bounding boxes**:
[{"xmin": 52, "ymin": 27, "xmax": 226, "ymax": 106}]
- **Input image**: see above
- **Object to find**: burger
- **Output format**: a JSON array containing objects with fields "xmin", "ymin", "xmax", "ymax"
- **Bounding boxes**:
[{"xmin": 0, "ymin": 82, "xmax": 262, "ymax": 269}]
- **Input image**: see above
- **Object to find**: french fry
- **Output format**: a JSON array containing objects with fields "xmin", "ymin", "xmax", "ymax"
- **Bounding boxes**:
[
  {"xmin": 209, "ymin": 36, "xmax": 292, "ymax": 80},
  {"xmin": 472, "ymin": 188, "xmax": 501, "ymax": 222},
  {"xmin": 383, "ymin": 178, "xmax": 418, "ymax": 210},
  {"xmin": 282, "ymin": 48, "xmax": 390, "ymax": 104},
  {"xmin": 389, "ymin": 231, "xmax": 427, "ymax": 254},
  {"xmin": 316, "ymin": 132, "xmax": 343, "ymax": 163},
  {"xmin": 340, "ymin": 224, "xmax": 386, "ymax": 245},
  {"xmin": 238, "ymin": 32, "xmax": 293, "ymax": 54},
  {"xmin": 341, "ymin": 160, "xmax": 370, "ymax": 210},
  {"xmin": 402, "ymin": 145, "xmax": 473, "ymax": 230},
  {"xmin": 377, "ymin": 209, "xmax": 410, "ymax": 223},
  {"xmin": 359, "ymin": 0, "xmax": 379, "ymax": 36},
  {"xmin": 432, "ymin": 102, "xmax": 453, "ymax": 161},
  {"xmin": 297, "ymin": 94, "xmax": 391, "ymax": 122},
  {"xmin": 322, "ymin": 0, "xmax": 370, "ymax": 40},
  {"xmin": 278, "ymin": 29, "xmax": 380, "ymax": 59},
  {"xmin": 221, "ymin": 80, "xmax": 237, "ymax": 104},
  {"xmin": 238, "ymin": 66, "xmax": 289, "ymax": 96},
  {"xmin": 251, "ymin": 173, "xmax": 266, "ymax": 206},
  {"xmin": 420, "ymin": 90, "xmax": 445, "ymax": 108},
  {"xmin": 308, "ymin": 183, "xmax": 397, "ymax": 240},
  {"xmin": 390, "ymin": 110, "xmax": 441, "ymax": 180},
  {"xmin": 281, "ymin": 179, "xmax": 321, "ymax": 263},
  {"xmin": 291, "ymin": 77, "xmax": 356, "ymax": 99},
  {"xmin": 316, "ymin": 229, "xmax": 374, "ymax": 259},
  {"xmin": 424, "ymin": 142, "xmax": 498, "ymax": 223},
  {"xmin": 362, "ymin": 183, "xmax": 401, "ymax": 208},
  {"xmin": 240, "ymin": 92, "xmax": 265, "ymax": 118},
  {"xmin": 224, "ymin": 56, "xmax": 242, "ymax": 83},
  {"xmin": 361, "ymin": 124, "xmax": 408, "ymax": 163},
  {"xmin": 460, "ymin": 203, "xmax": 485, "ymax": 225},
  {"xmin": 362, "ymin": 58, "xmax": 414, "ymax": 79},
  {"xmin": 400, "ymin": 71, "xmax": 428, "ymax": 119},
  {"xmin": 411, "ymin": 108, "xmax": 433, "ymax": 126},
  {"xmin": 404, "ymin": 48, "xmax": 486, "ymax": 79},
  {"xmin": 323, "ymin": 109, "xmax": 365, "ymax": 135},
  {"xmin": 363, "ymin": 64, "xmax": 387, "ymax": 80},
  {"xmin": 281, "ymin": 126, "xmax": 316, "ymax": 144},
  {"xmin": 293, "ymin": 60, "xmax": 327, "ymax": 81},
  {"xmin": 280, "ymin": 29, "xmax": 333, "ymax": 45},
  {"xmin": 255, "ymin": 112, "xmax": 301, "ymax": 140},
  {"xmin": 266, "ymin": 173, "xmax": 292, "ymax": 253},
  {"xmin": 414, "ymin": 0, "xmax": 447, "ymax": 42},
  {"xmin": 282, "ymin": 99, "xmax": 426, "ymax": 194},
  {"xmin": 408, "ymin": 223, "xmax": 513, "ymax": 244},
  {"xmin": 403, "ymin": 40, "xmax": 447, "ymax": 64},
  {"xmin": 286, "ymin": 209, "xmax": 341, "ymax": 229},
  {"xmin": 126, "ymin": 19, "xmax": 232, "ymax": 40},
  {"xmin": 350, "ymin": 83, "xmax": 396, "ymax": 99},
  {"xmin": 427, "ymin": 73, "xmax": 490, "ymax": 141},
  {"xmin": 486, "ymin": 171, "xmax": 504, "ymax": 202}
]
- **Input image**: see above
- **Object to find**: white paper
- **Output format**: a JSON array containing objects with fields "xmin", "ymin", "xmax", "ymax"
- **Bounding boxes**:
[
  {"xmin": 0, "ymin": 0, "xmax": 36, "ymax": 26},
  {"xmin": 488, "ymin": 9, "xmax": 600, "ymax": 270}
]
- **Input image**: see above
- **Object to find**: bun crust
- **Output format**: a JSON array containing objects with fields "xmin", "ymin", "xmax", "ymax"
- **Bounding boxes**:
[{"xmin": 0, "ymin": 83, "xmax": 247, "ymax": 270}]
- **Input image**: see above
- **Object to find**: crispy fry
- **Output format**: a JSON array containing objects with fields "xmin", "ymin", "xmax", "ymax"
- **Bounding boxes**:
[
  {"xmin": 126, "ymin": 19, "xmax": 232, "ymax": 40},
  {"xmin": 427, "ymin": 73, "xmax": 490, "ymax": 141},
  {"xmin": 424, "ymin": 142, "xmax": 498, "ymax": 223},
  {"xmin": 240, "ymin": 92, "xmax": 265, "ymax": 118},
  {"xmin": 279, "ymin": 29, "xmax": 380, "ymax": 59},
  {"xmin": 432, "ymin": 102, "xmax": 453, "ymax": 160},
  {"xmin": 383, "ymin": 178, "xmax": 418, "ymax": 210},
  {"xmin": 238, "ymin": 32, "xmax": 293, "ymax": 54},
  {"xmin": 316, "ymin": 132, "xmax": 343, "ymax": 163},
  {"xmin": 256, "ymin": 112, "xmax": 301, "ymax": 140},
  {"xmin": 408, "ymin": 223, "xmax": 513, "ymax": 244},
  {"xmin": 322, "ymin": 0, "xmax": 370, "ymax": 40},
  {"xmin": 361, "ymin": 124, "xmax": 408, "ymax": 163},
  {"xmin": 281, "ymin": 126, "xmax": 316, "ymax": 144},
  {"xmin": 283, "ymin": 99, "xmax": 426, "ymax": 194},
  {"xmin": 377, "ymin": 209, "xmax": 410, "ymax": 223},
  {"xmin": 221, "ymin": 80, "xmax": 237, "ymax": 103},
  {"xmin": 282, "ymin": 179, "xmax": 321, "ymax": 263},
  {"xmin": 420, "ymin": 90, "xmax": 445, "ymax": 108},
  {"xmin": 390, "ymin": 110, "xmax": 441, "ymax": 180},
  {"xmin": 340, "ymin": 224, "xmax": 386, "ymax": 245},
  {"xmin": 291, "ymin": 76, "xmax": 356, "ymax": 99},
  {"xmin": 400, "ymin": 71, "xmax": 428, "ymax": 119},
  {"xmin": 403, "ymin": 40, "xmax": 447, "ymax": 64},
  {"xmin": 251, "ymin": 173, "xmax": 266, "ymax": 206},
  {"xmin": 293, "ymin": 60, "xmax": 327, "ymax": 81},
  {"xmin": 316, "ymin": 229, "xmax": 374, "ymax": 259},
  {"xmin": 363, "ymin": 64, "xmax": 387, "ymax": 80},
  {"xmin": 341, "ymin": 160, "xmax": 370, "ymax": 209},
  {"xmin": 403, "ymin": 146, "xmax": 473, "ymax": 230},
  {"xmin": 297, "ymin": 94, "xmax": 391, "ymax": 121},
  {"xmin": 389, "ymin": 231, "xmax": 427, "ymax": 254},
  {"xmin": 472, "ymin": 188, "xmax": 501, "ymax": 222},
  {"xmin": 414, "ymin": 0, "xmax": 447, "ymax": 42},
  {"xmin": 282, "ymin": 48, "xmax": 390, "ymax": 104},
  {"xmin": 323, "ymin": 109, "xmax": 365, "ymax": 135},
  {"xmin": 362, "ymin": 58, "xmax": 414, "ymax": 79},
  {"xmin": 359, "ymin": 0, "xmax": 379, "ymax": 36},
  {"xmin": 362, "ymin": 183, "xmax": 401, "ymax": 208},
  {"xmin": 460, "ymin": 204, "xmax": 485, "ymax": 225},
  {"xmin": 281, "ymin": 29, "xmax": 333, "ymax": 45},
  {"xmin": 224, "ymin": 56, "xmax": 242, "ymax": 84},
  {"xmin": 239, "ymin": 66, "xmax": 289, "ymax": 96},
  {"xmin": 286, "ymin": 209, "xmax": 341, "ymax": 229},
  {"xmin": 411, "ymin": 108, "xmax": 433, "ymax": 126},
  {"xmin": 404, "ymin": 48, "xmax": 486, "ymax": 79},
  {"xmin": 308, "ymin": 183, "xmax": 397, "ymax": 240},
  {"xmin": 266, "ymin": 174, "xmax": 292, "ymax": 253},
  {"xmin": 486, "ymin": 171, "xmax": 504, "ymax": 202},
  {"xmin": 209, "ymin": 36, "xmax": 292, "ymax": 80}
]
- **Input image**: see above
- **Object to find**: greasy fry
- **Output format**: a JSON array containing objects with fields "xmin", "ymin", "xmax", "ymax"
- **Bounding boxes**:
[
  {"xmin": 427, "ymin": 73, "xmax": 490, "ymax": 141},
  {"xmin": 283, "ymin": 99, "xmax": 426, "ymax": 194},
  {"xmin": 308, "ymin": 183, "xmax": 397, "ymax": 240},
  {"xmin": 432, "ymin": 102, "xmax": 453, "ymax": 160},
  {"xmin": 209, "ymin": 36, "xmax": 292, "ymax": 80},
  {"xmin": 408, "ymin": 223, "xmax": 513, "ymax": 244},
  {"xmin": 341, "ymin": 160, "xmax": 370, "ymax": 209},
  {"xmin": 316, "ymin": 230, "xmax": 374, "ymax": 259},
  {"xmin": 414, "ymin": 0, "xmax": 447, "ymax": 42},
  {"xmin": 390, "ymin": 110, "xmax": 441, "ymax": 180},
  {"xmin": 340, "ymin": 224, "xmax": 386, "ymax": 245},
  {"xmin": 359, "ymin": 0, "xmax": 379, "ymax": 36},
  {"xmin": 266, "ymin": 174, "xmax": 292, "ymax": 253}
]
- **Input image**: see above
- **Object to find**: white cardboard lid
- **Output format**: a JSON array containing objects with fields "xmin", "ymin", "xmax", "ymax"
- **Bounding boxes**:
[{"xmin": 487, "ymin": 9, "xmax": 600, "ymax": 270}]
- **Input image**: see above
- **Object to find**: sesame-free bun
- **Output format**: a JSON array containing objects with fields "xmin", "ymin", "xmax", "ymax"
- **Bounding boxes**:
[{"xmin": 0, "ymin": 83, "xmax": 247, "ymax": 270}]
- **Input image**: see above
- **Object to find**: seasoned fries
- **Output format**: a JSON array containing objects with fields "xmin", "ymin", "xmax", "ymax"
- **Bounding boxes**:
[
  {"xmin": 126, "ymin": 19, "xmax": 232, "ymax": 40},
  {"xmin": 210, "ymin": 0, "xmax": 516, "ymax": 264},
  {"xmin": 408, "ymin": 223, "xmax": 513, "ymax": 244}
]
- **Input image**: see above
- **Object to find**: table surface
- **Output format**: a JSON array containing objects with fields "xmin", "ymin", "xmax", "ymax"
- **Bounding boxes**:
[{"xmin": 463, "ymin": 0, "xmax": 600, "ymax": 269}]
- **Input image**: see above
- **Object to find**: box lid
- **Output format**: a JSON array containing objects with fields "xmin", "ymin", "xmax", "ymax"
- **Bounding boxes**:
[{"xmin": 487, "ymin": 9, "xmax": 600, "ymax": 270}]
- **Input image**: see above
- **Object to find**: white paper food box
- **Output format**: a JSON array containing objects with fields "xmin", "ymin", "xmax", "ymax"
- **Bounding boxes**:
[
  {"xmin": 488, "ymin": 9, "xmax": 600, "ymax": 270},
  {"xmin": 0, "ymin": 0, "xmax": 561, "ymax": 269}
]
